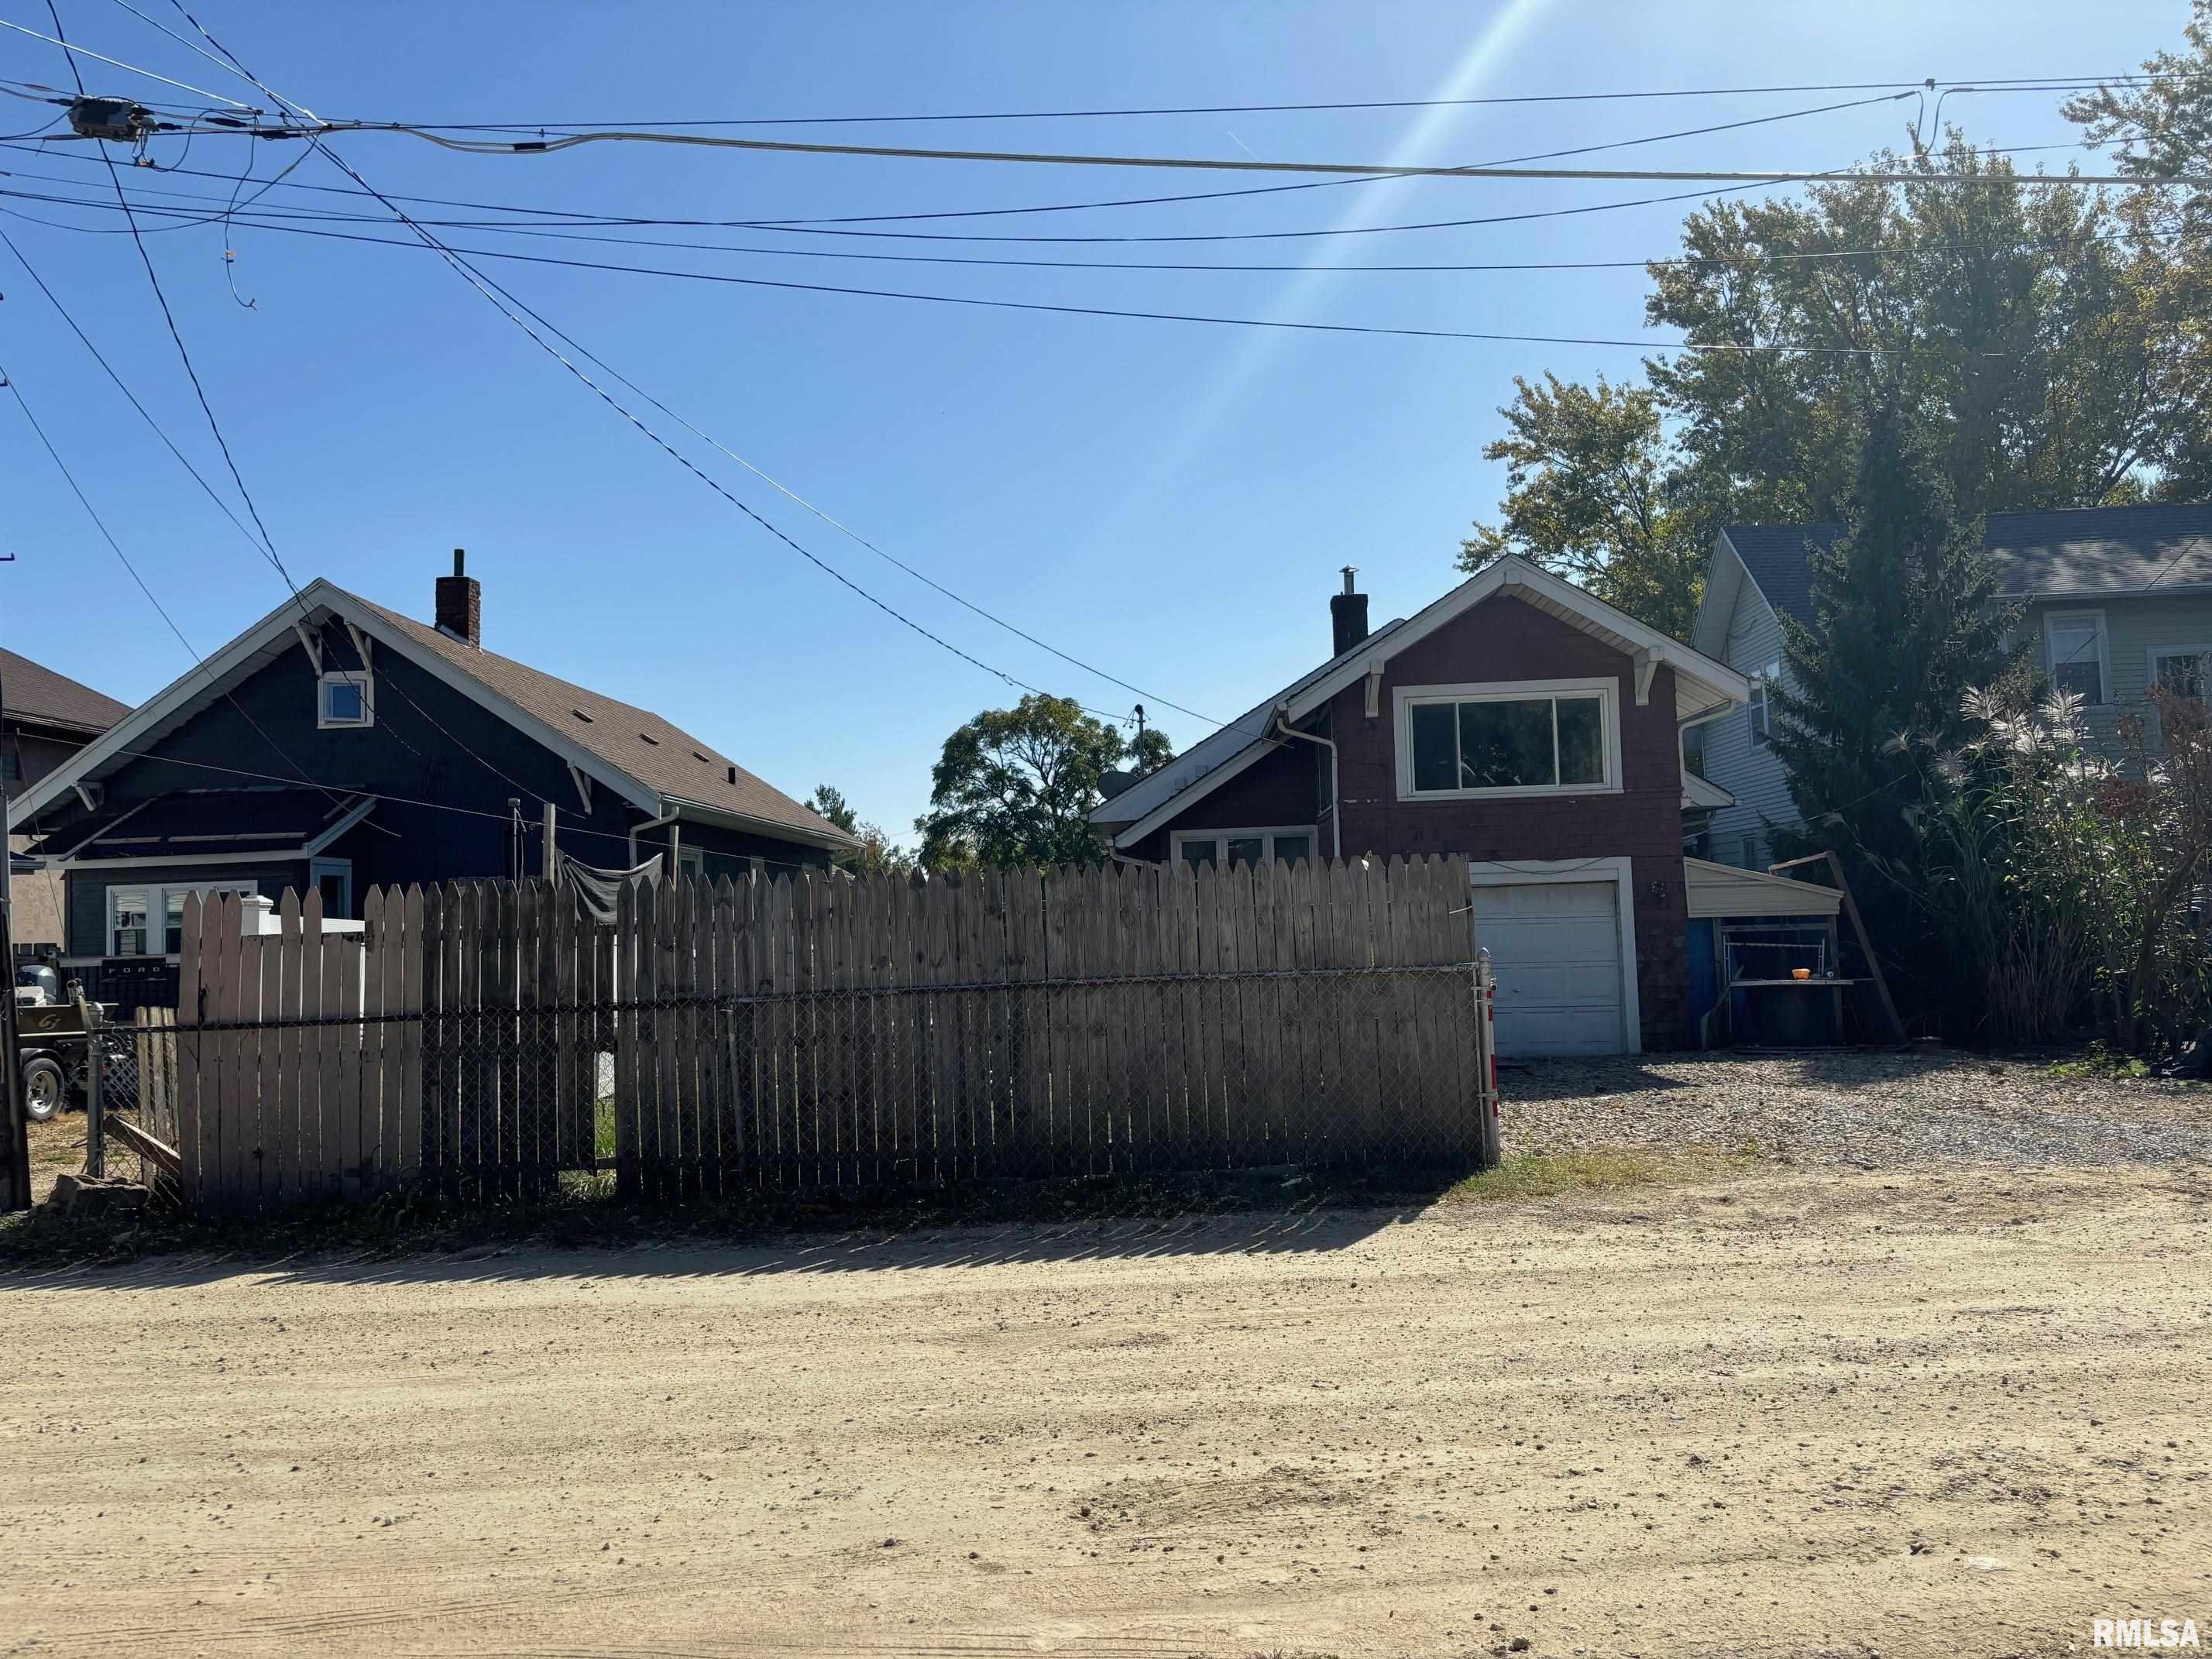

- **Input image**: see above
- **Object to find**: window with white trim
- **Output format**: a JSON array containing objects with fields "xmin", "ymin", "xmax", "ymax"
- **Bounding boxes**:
[
  {"xmin": 1171, "ymin": 827, "xmax": 1315, "ymax": 871},
  {"xmin": 2044, "ymin": 610, "xmax": 2110, "ymax": 705},
  {"xmin": 318, "ymin": 670, "xmax": 375, "ymax": 728},
  {"xmin": 1396, "ymin": 678, "xmax": 1619, "ymax": 799},
  {"xmin": 2149, "ymin": 644, "xmax": 2212, "ymax": 705},
  {"xmin": 1748, "ymin": 657, "xmax": 1781, "ymax": 747},
  {"xmin": 108, "ymin": 881, "xmax": 259, "ymax": 957}
]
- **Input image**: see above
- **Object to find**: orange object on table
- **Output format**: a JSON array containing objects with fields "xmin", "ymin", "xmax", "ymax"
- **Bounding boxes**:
[{"xmin": 1791, "ymin": 967, "xmax": 1812, "ymax": 980}]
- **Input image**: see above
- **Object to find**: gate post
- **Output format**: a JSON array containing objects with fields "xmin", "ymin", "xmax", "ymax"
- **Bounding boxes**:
[
  {"xmin": 1473, "ymin": 948, "xmax": 1501, "ymax": 1170},
  {"xmin": 77, "ymin": 991, "xmax": 105, "ymax": 1180}
]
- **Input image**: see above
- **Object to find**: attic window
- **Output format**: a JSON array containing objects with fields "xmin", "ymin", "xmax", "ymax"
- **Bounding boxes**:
[
  {"xmin": 318, "ymin": 671, "xmax": 374, "ymax": 730},
  {"xmin": 638, "ymin": 732, "xmax": 660, "ymax": 746},
  {"xmin": 570, "ymin": 707, "xmax": 594, "ymax": 723}
]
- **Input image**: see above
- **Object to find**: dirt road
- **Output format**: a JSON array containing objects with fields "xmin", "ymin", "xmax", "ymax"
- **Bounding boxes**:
[{"xmin": 4, "ymin": 1166, "xmax": 2207, "ymax": 1658}]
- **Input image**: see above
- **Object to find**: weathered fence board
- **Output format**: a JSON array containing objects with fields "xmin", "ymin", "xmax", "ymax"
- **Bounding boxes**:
[{"xmin": 168, "ymin": 857, "xmax": 1496, "ymax": 1210}]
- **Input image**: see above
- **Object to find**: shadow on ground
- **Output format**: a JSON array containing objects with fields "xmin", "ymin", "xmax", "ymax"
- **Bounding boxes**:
[{"xmin": 1, "ymin": 1166, "xmax": 1464, "ymax": 1290}]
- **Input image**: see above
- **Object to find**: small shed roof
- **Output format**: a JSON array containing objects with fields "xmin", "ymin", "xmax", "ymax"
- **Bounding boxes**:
[{"xmin": 1685, "ymin": 857, "xmax": 1844, "ymax": 919}]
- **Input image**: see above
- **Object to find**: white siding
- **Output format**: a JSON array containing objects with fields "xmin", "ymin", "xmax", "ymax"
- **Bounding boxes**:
[{"xmin": 1700, "ymin": 578, "xmax": 1798, "ymax": 867}]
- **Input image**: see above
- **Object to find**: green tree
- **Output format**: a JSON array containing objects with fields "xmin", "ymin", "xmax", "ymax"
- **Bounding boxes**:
[
  {"xmin": 915, "ymin": 695, "xmax": 1173, "ymax": 870},
  {"xmin": 809, "ymin": 784, "xmax": 915, "ymax": 878},
  {"xmin": 1459, "ymin": 373, "xmax": 1706, "ymax": 637},
  {"xmin": 2064, "ymin": 4, "xmax": 2212, "ymax": 498},
  {"xmin": 1765, "ymin": 400, "xmax": 2022, "ymax": 926},
  {"xmin": 1465, "ymin": 131, "xmax": 2207, "ymax": 637},
  {"xmin": 1646, "ymin": 135, "xmax": 2178, "ymax": 519}
]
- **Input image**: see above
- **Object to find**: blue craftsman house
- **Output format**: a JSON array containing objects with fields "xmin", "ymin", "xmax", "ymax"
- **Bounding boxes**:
[{"xmin": 8, "ymin": 551, "xmax": 852, "ymax": 1007}]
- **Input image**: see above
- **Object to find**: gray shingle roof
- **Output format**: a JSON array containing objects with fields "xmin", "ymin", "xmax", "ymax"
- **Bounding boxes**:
[
  {"xmin": 1723, "ymin": 502, "xmax": 2212, "ymax": 618},
  {"xmin": 349, "ymin": 593, "xmax": 852, "ymax": 847},
  {"xmin": 0, "ymin": 647, "xmax": 129, "ymax": 735}
]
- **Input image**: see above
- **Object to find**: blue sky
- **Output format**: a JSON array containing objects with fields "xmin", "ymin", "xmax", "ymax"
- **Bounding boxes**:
[{"xmin": 0, "ymin": 1, "xmax": 2189, "ymax": 841}]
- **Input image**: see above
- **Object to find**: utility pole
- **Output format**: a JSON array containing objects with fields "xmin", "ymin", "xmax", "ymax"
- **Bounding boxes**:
[
  {"xmin": 507, "ymin": 798, "xmax": 523, "ymax": 884},
  {"xmin": 1132, "ymin": 703, "xmax": 1146, "ymax": 745}
]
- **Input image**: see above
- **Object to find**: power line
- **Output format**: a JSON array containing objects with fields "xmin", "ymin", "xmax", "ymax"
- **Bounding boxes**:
[
  {"xmin": 0, "ymin": 195, "xmax": 2006, "ymax": 356},
  {"xmin": 43, "ymin": 2, "xmax": 287, "ymax": 575},
  {"xmin": 16, "ymin": 81, "xmax": 1924, "ymax": 237},
  {"xmin": 95, "ymin": 748, "xmax": 835, "ymax": 874},
  {"xmin": 0, "ymin": 186, "xmax": 1183, "ymax": 733},
  {"xmin": 229, "ymin": 115, "xmax": 2212, "ymax": 191},
  {"xmin": 358, "ymin": 74, "xmax": 2210, "ymax": 128},
  {"xmin": 438, "ymin": 263, "xmax": 1222, "ymax": 728},
  {"xmin": 33, "ymin": 5, "xmax": 605, "ymax": 819},
  {"xmin": 0, "ymin": 14, "xmax": 255, "ymax": 108},
  {"xmin": 2, "ymin": 127, "xmax": 2118, "ymax": 247},
  {"xmin": 1, "ymin": 149, "xmax": 2155, "ymax": 277},
  {"xmin": 60, "ymin": 5, "xmax": 1242, "ymax": 735},
  {"xmin": 0, "ymin": 355, "xmax": 363, "ymax": 819}
]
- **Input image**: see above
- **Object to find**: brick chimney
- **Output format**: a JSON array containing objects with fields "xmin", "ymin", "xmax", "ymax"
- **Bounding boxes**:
[
  {"xmin": 435, "ymin": 548, "xmax": 480, "ymax": 647},
  {"xmin": 1330, "ymin": 565, "xmax": 1369, "ymax": 658}
]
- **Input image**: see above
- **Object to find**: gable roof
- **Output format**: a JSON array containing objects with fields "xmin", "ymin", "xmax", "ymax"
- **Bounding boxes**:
[
  {"xmin": 1718, "ymin": 523, "xmax": 1832, "ymax": 623},
  {"xmin": 1093, "ymin": 555, "xmax": 1747, "ymax": 849},
  {"xmin": 347, "ymin": 596, "xmax": 847, "ymax": 843},
  {"xmin": 1, "ymin": 647, "xmax": 129, "ymax": 737},
  {"xmin": 7, "ymin": 579, "xmax": 854, "ymax": 851},
  {"xmin": 1716, "ymin": 501, "xmax": 2212, "ymax": 620}
]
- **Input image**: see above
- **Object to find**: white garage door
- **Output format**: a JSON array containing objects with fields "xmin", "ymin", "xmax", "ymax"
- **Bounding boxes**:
[{"xmin": 1470, "ymin": 880, "xmax": 1627, "ymax": 1056}]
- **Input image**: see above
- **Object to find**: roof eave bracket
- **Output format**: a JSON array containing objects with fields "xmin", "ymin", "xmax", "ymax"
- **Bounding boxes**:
[
  {"xmin": 1363, "ymin": 660, "xmax": 1385, "ymax": 720},
  {"xmin": 292, "ymin": 620, "xmax": 324, "ymax": 675},
  {"xmin": 1633, "ymin": 648, "xmax": 1657, "ymax": 707},
  {"xmin": 568, "ymin": 764, "xmax": 592, "ymax": 816},
  {"xmin": 72, "ymin": 781, "xmax": 103, "ymax": 815},
  {"xmin": 342, "ymin": 620, "xmax": 374, "ymax": 672}
]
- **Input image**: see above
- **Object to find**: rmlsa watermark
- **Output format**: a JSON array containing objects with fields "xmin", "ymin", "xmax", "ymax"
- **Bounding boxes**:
[{"xmin": 2094, "ymin": 1618, "xmax": 2200, "ymax": 1649}]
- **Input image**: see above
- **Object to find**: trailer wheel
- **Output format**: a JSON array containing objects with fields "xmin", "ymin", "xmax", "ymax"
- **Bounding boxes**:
[{"xmin": 22, "ymin": 1056, "xmax": 66, "ymax": 1122}]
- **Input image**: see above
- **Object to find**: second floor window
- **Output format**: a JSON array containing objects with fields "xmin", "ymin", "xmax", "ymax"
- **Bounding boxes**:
[
  {"xmin": 1749, "ymin": 658, "xmax": 1782, "ymax": 747},
  {"xmin": 2045, "ymin": 611, "xmax": 2109, "ymax": 705},
  {"xmin": 1397, "ymin": 678, "xmax": 1616, "ymax": 799}
]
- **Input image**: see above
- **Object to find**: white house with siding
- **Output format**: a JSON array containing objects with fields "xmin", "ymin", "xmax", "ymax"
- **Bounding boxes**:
[{"xmin": 1690, "ymin": 503, "xmax": 2212, "ymax": 869}]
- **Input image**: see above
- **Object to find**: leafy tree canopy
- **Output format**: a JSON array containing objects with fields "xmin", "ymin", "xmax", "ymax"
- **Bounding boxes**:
[
  {"xmin": 915, "ymin": 695, "xmax": 1173, "ymax": 871},
  {"xmin": 1465, "ymin": 123, "xmax": 2212, "ymax": 634},
  {"xmin": 809, "ymin": 784, "xmax": 916, "ymax": 879}
]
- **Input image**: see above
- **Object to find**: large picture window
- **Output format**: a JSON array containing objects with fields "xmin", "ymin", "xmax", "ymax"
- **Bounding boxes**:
[{"xmin": 1396, "ymin": 678, "xmax": 1619, "ymax": 799}]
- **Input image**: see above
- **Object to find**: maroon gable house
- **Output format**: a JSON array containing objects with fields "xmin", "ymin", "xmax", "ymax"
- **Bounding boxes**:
[{"xmin": 1091, "ymin": 556, "xmax": 1748, "ymax": 1056}]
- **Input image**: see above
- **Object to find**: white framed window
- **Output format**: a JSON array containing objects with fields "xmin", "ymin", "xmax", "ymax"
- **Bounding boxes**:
[
  {"xmin": 677, "ymin": 847, "xmax": 706, "ymax": 881},
  {"xmin": 109, "ymin": 880, "xmax": 259, "ymax": 957},
  {"xmin": 1170, "ymin": 826, "xmax": 1316, "ymax": 871},
  {"xmin": 1394, "ymin": 677, "xmax": 1622, "ymax": 801},
  {"xmin": 1748, "ymin": 657, "xmax": 1782, "ymax": 747},
  {"xmin": 2044, "ymin": 610, "xmax": 2111, "ymax": 705},
  {"xmin": 108, "ymin": 886, "xmax": 151, "ymax": 957},
  {"xmin": 318, "ymin": 670, "xmax": 375, "ymax": 728},
  {"xmin": 2148, "ymin": 644, "xmax": 2212, "ymax": 706}
]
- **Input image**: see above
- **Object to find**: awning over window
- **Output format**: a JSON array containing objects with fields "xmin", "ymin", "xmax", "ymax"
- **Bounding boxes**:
[{"xmin": 22, "ymin": 788, "xmax": 370, "ymax": 862}]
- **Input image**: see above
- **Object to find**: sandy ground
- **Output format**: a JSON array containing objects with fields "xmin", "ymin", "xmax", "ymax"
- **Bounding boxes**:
[{"xmin": 4, "ymin": 1165, "xmax": 2209, "ymax": 1658}]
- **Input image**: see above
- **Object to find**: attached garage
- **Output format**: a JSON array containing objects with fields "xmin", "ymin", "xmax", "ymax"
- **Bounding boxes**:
[{"xmin": 1468, "ymin": 857, "xmax": 1638, "ymax": 1056}]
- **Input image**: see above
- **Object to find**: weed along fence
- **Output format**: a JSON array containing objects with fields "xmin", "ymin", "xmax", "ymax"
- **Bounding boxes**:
[{"xmin": 162, "ymin": 857, "xmax": 1501, "ymax": 1211}]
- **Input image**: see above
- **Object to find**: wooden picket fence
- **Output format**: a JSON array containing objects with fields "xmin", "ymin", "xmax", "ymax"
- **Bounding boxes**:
[{"xmin": 167, "ymin": 857, "xmax": 1498, "ymax": 1211}]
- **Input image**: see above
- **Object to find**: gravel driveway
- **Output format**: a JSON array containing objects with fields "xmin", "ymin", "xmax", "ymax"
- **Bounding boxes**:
[{"xmin": 1503, "ymin": 1048, "xmax": 2212, "ymax": 1170}]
